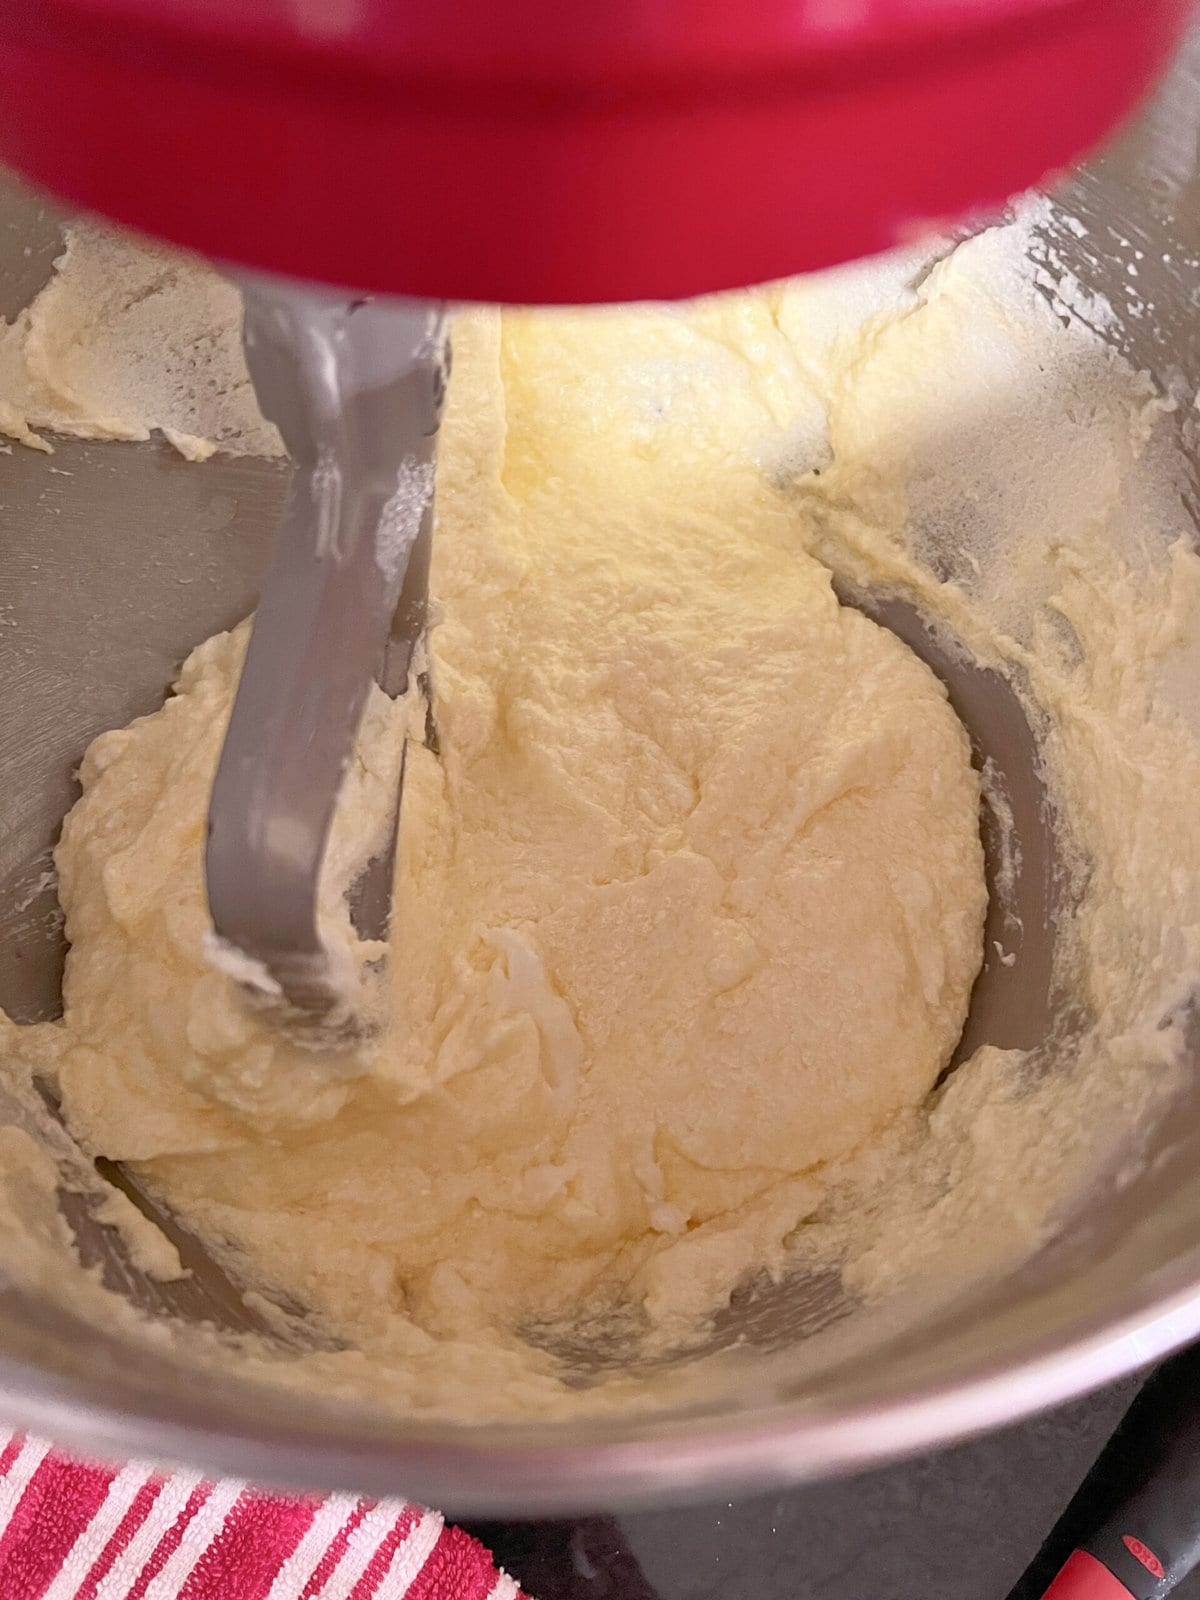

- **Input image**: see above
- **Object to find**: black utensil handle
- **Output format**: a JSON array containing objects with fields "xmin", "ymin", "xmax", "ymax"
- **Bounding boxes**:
[{"xmin": 1013, "ymin": 1342, "xmax": 1200, "ymax": 1599}]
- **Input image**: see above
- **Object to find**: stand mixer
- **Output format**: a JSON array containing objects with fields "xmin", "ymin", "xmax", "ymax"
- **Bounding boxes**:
[
  {"xmin": 0, "ymin": 0, "xmax": 1189, "ymax": 1023},
  {"xmin": 0, "ymin": 0, "xmax": 1190, "ymax": 302},
  {"xmin": 0, "ymin": 0, "xmax": 1199, "ymax": 1525}
]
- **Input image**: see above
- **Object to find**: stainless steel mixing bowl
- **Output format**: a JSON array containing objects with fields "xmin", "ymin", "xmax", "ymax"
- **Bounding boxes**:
[{"xmin": 1, "ymin": 39, "xmax": 1200, "ymax": 1514}]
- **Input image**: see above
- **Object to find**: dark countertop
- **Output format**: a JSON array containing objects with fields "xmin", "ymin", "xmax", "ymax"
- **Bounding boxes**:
[{"xmin": 465, "ymin": 1377, "xmax": 1200, "ymax": 1599}]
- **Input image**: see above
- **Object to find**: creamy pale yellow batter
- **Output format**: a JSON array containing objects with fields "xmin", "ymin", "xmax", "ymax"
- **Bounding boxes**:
[
  {"xmin": 3, "ymin": 197, "xmax": 1198, "ymax": 1424},
  {"xmin": 20, "ymin": 301, "xmax": 985, "ymax": 1386}
]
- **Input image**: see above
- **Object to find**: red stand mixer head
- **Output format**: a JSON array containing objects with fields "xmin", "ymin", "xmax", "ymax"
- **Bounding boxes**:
[{"xmin": 0, "ymin": 0, "xmax": 1190, "ymax": 304}]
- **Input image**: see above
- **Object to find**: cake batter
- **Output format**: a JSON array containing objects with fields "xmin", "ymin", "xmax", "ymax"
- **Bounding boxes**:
[
  {"xmin": 8, "ymin": 291, "xmax": 986, "ymax": 1393},
  {"xmin": 4, "ymin": 199, "xmax": 1194, "ymax": 1424}
]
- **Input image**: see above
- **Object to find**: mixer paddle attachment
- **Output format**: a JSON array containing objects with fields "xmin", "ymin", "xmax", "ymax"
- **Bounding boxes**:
[{"xmin": 205, "ymin": 277, "xmax": 447, "ymax": 1041}]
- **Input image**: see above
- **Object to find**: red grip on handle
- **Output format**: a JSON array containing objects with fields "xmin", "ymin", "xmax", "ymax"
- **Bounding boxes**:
[{"xmin": 1042, "ymin": 1551, "xmax": 1137, "ymax": 1599}]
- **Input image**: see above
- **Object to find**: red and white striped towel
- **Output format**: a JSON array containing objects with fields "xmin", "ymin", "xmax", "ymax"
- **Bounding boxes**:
[{"xmin": 0, "ymin": 1432, "xmax": 527, "ymax": 1600}]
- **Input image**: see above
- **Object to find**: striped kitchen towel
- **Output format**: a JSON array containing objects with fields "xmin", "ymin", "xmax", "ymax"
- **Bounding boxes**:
[{"xmin": 0, "ymin": 1432, "xmax": 527, "ymax": 1600}]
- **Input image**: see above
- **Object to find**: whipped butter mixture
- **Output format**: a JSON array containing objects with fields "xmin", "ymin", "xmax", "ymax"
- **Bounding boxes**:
[{"xmin": 1, "ymin": 202, "xmax": 1198, "ymax": 1419}]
